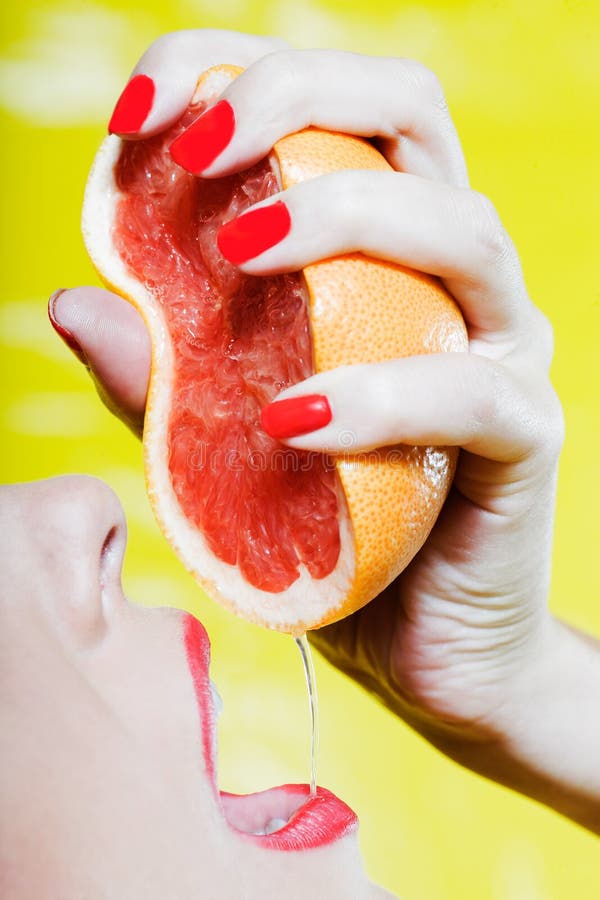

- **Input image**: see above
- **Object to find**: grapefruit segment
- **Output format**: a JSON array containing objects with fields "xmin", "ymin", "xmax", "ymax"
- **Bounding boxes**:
[{"xmin": 82, "ymin": 64, "xmax": 468, "ymax": 632}]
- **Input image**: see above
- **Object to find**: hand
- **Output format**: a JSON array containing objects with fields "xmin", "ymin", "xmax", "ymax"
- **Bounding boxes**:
[{"xmin": 50, "ymin": 30, "xmax": 600, "ymax": 833}]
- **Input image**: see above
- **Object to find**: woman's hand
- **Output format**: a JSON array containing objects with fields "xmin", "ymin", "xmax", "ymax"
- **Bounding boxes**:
[{"xmin": 50, "ymin": 30, "xmax": 600, "ymax": 833}]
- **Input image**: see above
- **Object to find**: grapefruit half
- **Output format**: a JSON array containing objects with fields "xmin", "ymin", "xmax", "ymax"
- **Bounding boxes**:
[{"xmin": 82, "ymin": 65, "xmax": 468, "ymax": 634}]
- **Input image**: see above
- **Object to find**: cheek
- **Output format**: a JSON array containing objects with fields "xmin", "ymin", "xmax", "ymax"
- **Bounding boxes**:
[
  {"xmin": 0, "ymin": 540, "xmax": 106, "ymax": 656},
  {"xmin": 35, "ymin": 556, "xmax": 107, "ymax": 648},
  {"xmin": 0, "ymin": 618, "xmax": 111, "ymax": 807},
  {"xmin": 87, "ymin": 605, "xmax": 204, "ymax": 763}
]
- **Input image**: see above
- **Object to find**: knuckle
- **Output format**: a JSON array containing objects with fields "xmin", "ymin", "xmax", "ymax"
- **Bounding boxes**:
[
  {"xmin": 468, "ymin": 191, "xmax": 513, "ymax": 269},
  {"xmin": 336, "ymin": 168, "xmax": 368, "ymax": 214},
  {"xmin": 399, "ymin": 59, "xmax": 450, "ymax": 120},
  {"xmin": 402, "ymin": 59, "xmax": 445, "ymax": 103},
  {"xmin": 253, "ymin": 49, "xmax": 301, "ymax": 95},
  {"xmin": 316, "ymin": 170, "xmax": 370, "ymax": 245},
  {"xmin": 467, "ymin": 357, "xmax": 506, "ymax": 435},
  {"xmin": 248, "ymin": 49, "xmax": 310, "ymax": 124},
  {"xmin": 536, "ymin": 386, "xmax": 565, "ymax": 459},
  {"xmin": 464, "ymin": 355, "xmax": 565, "ymax": 464},
  {"xmin": 520, "ymin": 386, "xmax": 564, "ymax": 464},
  {"xmin": 528, "ymin": 306, "xmax": 555, "ymax": 366}
]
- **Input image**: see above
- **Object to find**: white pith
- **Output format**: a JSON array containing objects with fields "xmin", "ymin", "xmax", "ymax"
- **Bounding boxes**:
[{"xmin": 81, "ymin": 81, "xmax": 354, "ymax": 632}]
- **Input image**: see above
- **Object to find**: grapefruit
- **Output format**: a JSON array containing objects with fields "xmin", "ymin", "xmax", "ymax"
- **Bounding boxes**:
[{"xmin": 82, "ymin": 65, "xmax": 468, "ymax": 634}]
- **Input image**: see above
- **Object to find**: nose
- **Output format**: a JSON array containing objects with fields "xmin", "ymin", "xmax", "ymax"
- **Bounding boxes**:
[{"xmin": 14, "ymin": 475, "xmax": 128, "ymax": 642}]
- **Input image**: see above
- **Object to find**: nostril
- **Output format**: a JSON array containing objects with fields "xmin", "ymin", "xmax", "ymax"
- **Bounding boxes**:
[
  {"xmin": 101, "ymin": 525, "xmax": 117, "ymax": 557},
  {"xmin": 99, "ymin": 524, "xmax": 123, "ymax": 594}
]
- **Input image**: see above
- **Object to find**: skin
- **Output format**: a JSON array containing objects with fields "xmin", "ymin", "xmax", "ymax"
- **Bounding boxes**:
[
  {"xmin": 52, "ymin": 29, "xmax": 600, "ymax": 835},
  {"xmin": 0, "ymin": 477, "xmax": 391, "ymax": 899}
]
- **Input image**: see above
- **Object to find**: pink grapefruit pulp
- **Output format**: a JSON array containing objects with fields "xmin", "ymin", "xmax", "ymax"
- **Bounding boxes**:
[{"xmin": 114, "ymin": 102, "xmax": 340, "ymax": 593}]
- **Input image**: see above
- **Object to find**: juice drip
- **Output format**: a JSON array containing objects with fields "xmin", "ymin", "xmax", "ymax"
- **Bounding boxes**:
[{"xmin": 294, "ymin": 634, "xmax": 319, "ymax": 797}]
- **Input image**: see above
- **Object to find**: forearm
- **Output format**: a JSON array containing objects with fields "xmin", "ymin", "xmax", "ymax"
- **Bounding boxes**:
[{"xmin": 432, "ymin": 617, "xmax": 600, "ymax": 834}]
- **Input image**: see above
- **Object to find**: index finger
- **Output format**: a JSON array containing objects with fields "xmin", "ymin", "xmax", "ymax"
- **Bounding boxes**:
[
  {"xmin": 108, "ymin": 29, "xmax": 289, "ymax": 138},
  {"xmin": 169, "ymin": 49, "xmax": 469, "ymax": 187}
]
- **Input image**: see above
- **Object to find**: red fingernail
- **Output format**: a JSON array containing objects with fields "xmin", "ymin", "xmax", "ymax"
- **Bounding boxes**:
[
  {"xmin": 217, "ymin": 201, "xmax": 292, "ymax": 265},
  {"xmin": 261, "ymin": 395, "xmax": 332, "ymax": 440},
  {"xmin": 108, "ymin": 74, "xmax": 155, "ymax": 135},
  {"xmin": 48, "ymin": 290, "xmax": 87, "ymax": 364},
  {"xmin": 170, "ymin": 100, "xmax": 235, "ymax": 173}
]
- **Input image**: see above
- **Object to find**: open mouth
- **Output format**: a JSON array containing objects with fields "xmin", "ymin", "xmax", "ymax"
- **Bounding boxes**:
[{"xmin": 183, "ymin": 613, "xmax": 358, "ymax": 851}]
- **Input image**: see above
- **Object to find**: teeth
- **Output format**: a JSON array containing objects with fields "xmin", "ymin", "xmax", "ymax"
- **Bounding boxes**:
[
  {"xmin": 249, "ymin": 816, "xmax": 288, "ymax": 837},
  {"xmin": 210, "ymin": 680, "xmax": 223, "ymax": 716},
  {"xmin": 264, "ymin": 817, "xmax": 288, "ymax": 835}
]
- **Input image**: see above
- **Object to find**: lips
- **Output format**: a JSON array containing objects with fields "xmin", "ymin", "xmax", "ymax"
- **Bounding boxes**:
[{"xmin": 183, "ymin": 613, "xmax": 358, "ymax": 850}]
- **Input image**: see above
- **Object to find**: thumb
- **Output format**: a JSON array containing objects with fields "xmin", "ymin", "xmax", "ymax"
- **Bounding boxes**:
[
  {"xmin": 48, "ymin": 287, "xmax": 150, "ymax": 437},
  {"xmin": 260, "ymin": 354, "xmax": 547, "ymax": 464}
]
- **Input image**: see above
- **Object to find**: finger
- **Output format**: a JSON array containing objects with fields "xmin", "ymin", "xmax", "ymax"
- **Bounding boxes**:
[
  {"xmin": 259, "ymin": 354, "xmax": 563, "ymax": 465},
  {"xmin": 217, "ymin": 170, "xmax": 537, "ymax": 348},
  {"xmin": 170, "ymin": 49, "xmax": 468, "ymax": 187},
  {"xmin": 108, "ymin": 29, "xmax": 289, "ymax": 138},
  {"xmin": 48, "ymin": 287, "xmax": 150, "ymax": 436}
]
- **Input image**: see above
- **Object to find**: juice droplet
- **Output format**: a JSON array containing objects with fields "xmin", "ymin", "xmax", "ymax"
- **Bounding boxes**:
[{"xmin": 295, "ymin": 633, "xmax": 320, "ymax": 797}]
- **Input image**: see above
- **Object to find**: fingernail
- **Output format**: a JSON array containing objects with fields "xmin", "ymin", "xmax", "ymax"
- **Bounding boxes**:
[
  {"xmin": 108, "ymin": 74, "xmax": 155, "ymax": 135},
  {"xmin": 261, "ymin": 395, "xmax": 332, "ymax": 440},
  {"xmin": 48, "ymin": 290, "xmax": 87, "ymax": 364},
  {"xmin": 217, "ymin": 201, "xmax": 292, "ymax": 265},
  {"xmin": 170, "ymin": 100, "xmax": 235, "ymax": 173}
]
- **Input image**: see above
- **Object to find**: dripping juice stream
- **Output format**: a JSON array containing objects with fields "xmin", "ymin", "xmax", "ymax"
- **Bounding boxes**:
[{"xmin": 294, "ymin": 634, "xmax": 319, "ymax": 797}]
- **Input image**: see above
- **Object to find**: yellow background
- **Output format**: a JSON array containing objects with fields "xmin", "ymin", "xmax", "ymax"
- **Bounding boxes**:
[{"xmin": 1, "ymin": 0, "xmax": 599, "ymax": 896}]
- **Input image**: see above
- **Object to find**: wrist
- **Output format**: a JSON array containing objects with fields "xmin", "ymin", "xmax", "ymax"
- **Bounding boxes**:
[{"xmin": 431, "ymin": 615, "xmax": 600, "ymax": 833}]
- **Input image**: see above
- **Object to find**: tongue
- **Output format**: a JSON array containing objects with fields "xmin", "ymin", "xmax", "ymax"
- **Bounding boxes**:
[{"xmin": 219, "ymin": 784, "xmax": 358, "ymax": 850}]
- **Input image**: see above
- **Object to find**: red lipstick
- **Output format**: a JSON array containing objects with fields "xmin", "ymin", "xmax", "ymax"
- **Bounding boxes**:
[
  {"xmin": 220, "ymin": 784, "xmax": 357, "ymax": 850},
  {"xmin": 183, "ymin": 612, "xmax": 217, "ymax": 787}
]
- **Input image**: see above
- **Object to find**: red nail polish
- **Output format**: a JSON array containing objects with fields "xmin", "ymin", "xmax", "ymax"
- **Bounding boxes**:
[
  {"xmin": 170, "ymin": 100, "xmax": 235, "ymax": 173},
  {"xmin": 48, "ymin": 290, "xmax": 87, "ymax": 364},
  {"xmin": 261, "ymin": 395, "xmax": 332, "ymax": 440},
  {"xmin": 108, "ymin": 74, "xmax": 155, "ymax": 135},
  {"xmin": 217, "ymin": 201, "xmax": 292, "ymax": 265}
]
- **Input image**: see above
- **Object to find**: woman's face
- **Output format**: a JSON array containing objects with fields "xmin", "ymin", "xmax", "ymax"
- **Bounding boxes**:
[{"xmin": 0, "ymin": 476, "xmax": 392, "ymax": 898}]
